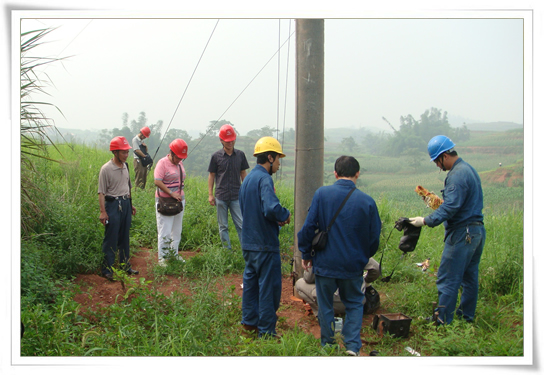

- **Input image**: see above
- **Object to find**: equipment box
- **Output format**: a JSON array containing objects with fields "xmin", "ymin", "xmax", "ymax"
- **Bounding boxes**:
[{"xmin": 372, "ymin": 313, "xmax": 412, "ymax": 338}]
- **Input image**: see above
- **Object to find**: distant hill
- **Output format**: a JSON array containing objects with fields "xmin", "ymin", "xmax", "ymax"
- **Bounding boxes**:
[
  {"xmin": 324, "ymin": 127, "xmax": 383, "ymax": 143},
  {"xmin": 462, "ymin": 122, "xmax": 523, "ymax": 132},
  {"xmin": 45, "ymin": 127, "xmax": 102, "ymax": 144}
]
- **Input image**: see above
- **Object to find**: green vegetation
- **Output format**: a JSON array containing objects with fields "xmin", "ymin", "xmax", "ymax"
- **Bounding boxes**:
[{"xmin": 20, "ymin": 128, "xmax": 524, "ymax": 356}]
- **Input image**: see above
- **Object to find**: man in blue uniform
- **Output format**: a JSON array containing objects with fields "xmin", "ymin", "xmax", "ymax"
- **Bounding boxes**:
[
  {"xmin": 297, "ymin": 156, "xmax": 381, "ymax": 356},
  {"xmin": 409, "ymin": 135, "xmax": 486, "ymax": 325},
  {"xmin": 239, "ymin": 137, "xmax": 291, "ymax": 338}
]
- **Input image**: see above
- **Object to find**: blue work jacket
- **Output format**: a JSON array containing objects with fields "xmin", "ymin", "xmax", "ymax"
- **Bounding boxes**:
[
  {"xmin": 297, "ymin": 179, "xmax": 382, "ymax": 279},
  {"xmin": 239, "ymin": 164, "xmax": 290, "ymax": 252},
  {"xmin": 424, "ymin": 158, "xmax": 484, "ymax": 237}
]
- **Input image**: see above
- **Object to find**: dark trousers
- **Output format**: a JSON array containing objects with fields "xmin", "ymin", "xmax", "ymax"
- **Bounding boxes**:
[
  {"xmin": 241, "ymin": 250, "xmax": 282, "ymax": 336},
  {"xmin": 101, "ymin": 199, "xmax": 132, "ymax": 274}
]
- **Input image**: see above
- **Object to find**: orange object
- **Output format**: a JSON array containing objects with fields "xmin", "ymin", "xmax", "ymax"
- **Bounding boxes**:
[{"xmin": 415, "ymin": 185, "xmax": 443, "ymax": 210}]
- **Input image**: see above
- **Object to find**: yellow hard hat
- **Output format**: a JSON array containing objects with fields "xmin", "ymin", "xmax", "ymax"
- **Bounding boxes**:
[{"xmin": 253, "ymin": 136, "xmax": 285, "ymax": 158}]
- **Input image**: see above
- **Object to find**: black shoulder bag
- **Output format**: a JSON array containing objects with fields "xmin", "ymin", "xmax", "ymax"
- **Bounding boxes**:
[
  {"xmin": 156, "ymin": 164, "xmax": 184, "ymax": 216},
  {"xmin": 139, "ymin": 144, "xmax": 154, "ymax": 167},
  {"xmin": 311, "ymin": 187, "xmax": 356, "ymax": 256}
]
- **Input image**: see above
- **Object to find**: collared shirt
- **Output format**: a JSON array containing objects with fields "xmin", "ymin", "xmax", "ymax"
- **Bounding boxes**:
[
  {"xmin": 208, "ymin": 148, "xmax": 249, "ymax": 201},
  {"xmin": 297, "ymin": 179, "xmax": 382, "ymax": 279},
  {"xmin": 239, "ymin": 164, "xmax": 290, "ymax": 252},
  {"xmin": 98, "ymin": 159, "xmax": 131, "ymax": 196},
  {"xmin": 424, "ymin": 158, "xmax": 484, "ymax": 236}
]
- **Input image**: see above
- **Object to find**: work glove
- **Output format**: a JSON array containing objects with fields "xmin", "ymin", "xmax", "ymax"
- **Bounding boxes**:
[
  {"xmin": 408, "ymin": 217, "xmax": 425, "ymax": 227},
  {"xmin": 395, "ymin": 217, "xmax": 422, "ymax": 253}
]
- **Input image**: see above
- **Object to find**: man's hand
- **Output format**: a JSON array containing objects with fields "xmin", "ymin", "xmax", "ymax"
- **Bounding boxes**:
[
  {"xmin": 132, "ymin": 205, "xmax": 137, "ymax": 216},
  {"xmin": 278, "ymin": 214, "xmax": 291, "ymax": 227},
  {"xmin": 99, "ymin": 212, "xmax": 109, "ymax": 226},
  {"xmin": 208, "ymin": 195, "xmax": 216, "ymax": 206},
  {"xmin": 409, "ymin": 217, "xmax": 425, "ymax": 227},
  {"xmin": 302, "ymin": 259, "xmax": 313, "ymax": 271}
]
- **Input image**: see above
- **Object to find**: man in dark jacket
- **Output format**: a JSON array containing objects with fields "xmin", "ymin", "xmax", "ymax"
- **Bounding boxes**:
[
  {"xmin": 239, "ymin": 137, "xmax": 291, "ymax": 338},
  {"xmin": 297, "ymin": 156, "xmax": 381, "ymax": 356},
  {"xmin": 409, "ymin": 135, "xmax": 485, "ymax": 325}
]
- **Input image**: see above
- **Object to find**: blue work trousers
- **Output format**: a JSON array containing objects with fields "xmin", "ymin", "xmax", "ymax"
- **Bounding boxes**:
[
  {"xmin": 216, "ymin": 198, "xmax": 243, "ymax": 249},
  {"xmin": 101, "ymin": 198, "xmax": 132, "ymax": 274},
  {"xmin": 315, "ymin": 275, "xmax": 364, "ymax": 353},
  {"xmin": 241, "ymin": 250, "xmax": 282, "ymax": 337},
  {"xmin": 436, "ymin": 224, "xmax": 486, "ymax": 324}
]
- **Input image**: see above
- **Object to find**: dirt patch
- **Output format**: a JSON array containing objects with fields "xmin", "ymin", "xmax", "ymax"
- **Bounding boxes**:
[
  {"xmin": 480, "ymin": 164, "xmax": 523, "ymax": 187},
  {"xmin": 72, "ymin": 248, "xmax": 387, "ymax": 355}
]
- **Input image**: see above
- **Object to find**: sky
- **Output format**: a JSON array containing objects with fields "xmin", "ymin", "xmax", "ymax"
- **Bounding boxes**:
[{"xmin": 14, "ymin": 11, "xmax": 526, "ymax": 138}]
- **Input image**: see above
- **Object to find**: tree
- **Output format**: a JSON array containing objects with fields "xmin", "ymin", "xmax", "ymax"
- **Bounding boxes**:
[
  {"xmin": 452, "ymin": 124, "xmax": 470, "ymax": 142},
  {"xmin": 246, "ymin": 125, "xmax": 274, "ymax": 140},
  {"xmin": 280, "ymin": 128, "xmax": 295, "ymax": 143},
  {"xmin": 383, "ymin": 107, "xmax": 454, "ymax": 157},
  {"xmin": 130, "ymin": 111, "xmax": 148, "ymax": 134},
  {"xmin": 341, "ymin": 136, "xmax": 357, "ymax": 153},
  {"xmin": 122, "ymin": 112, "xmax": 129, "ymax": 127}
]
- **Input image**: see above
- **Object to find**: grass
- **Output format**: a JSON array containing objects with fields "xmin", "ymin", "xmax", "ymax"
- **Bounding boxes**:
[{"xmin": 20, "ymin": 141, "xmax": 525, "ymax": 358}]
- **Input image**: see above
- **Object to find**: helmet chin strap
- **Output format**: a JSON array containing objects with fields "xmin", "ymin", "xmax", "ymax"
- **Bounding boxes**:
[
  {"xmin": 268, "ymin": 154, "xmax": 274, "ymax": 175},
  {"xmin": 438, "ymin": 154, "xmax": 447, "ymax": 171}
]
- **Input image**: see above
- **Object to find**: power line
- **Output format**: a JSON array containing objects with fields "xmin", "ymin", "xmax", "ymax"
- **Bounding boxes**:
[
  {"xmin": 153, "ymin": 19, "xmax": 220, "ymax": 160},
  {"xmin": 188, "ymin": 27, "xmax": 296, "ymax": 158}
]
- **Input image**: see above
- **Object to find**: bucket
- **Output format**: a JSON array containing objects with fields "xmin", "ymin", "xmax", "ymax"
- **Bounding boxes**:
[{"xmin": 372, "ymin": 313, "xmax": 412, "ymax": 338}]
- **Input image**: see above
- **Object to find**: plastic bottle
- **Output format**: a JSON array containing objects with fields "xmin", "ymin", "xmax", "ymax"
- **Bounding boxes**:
[{"xmin": 334, "ymin": 317, "xmax": 343, "ymax": 333}]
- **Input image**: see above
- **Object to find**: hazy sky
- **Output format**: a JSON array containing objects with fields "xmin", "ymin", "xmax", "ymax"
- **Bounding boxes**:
[{"xmin": 16, "ymin": 12, "xmax": 526, "ymax": 137}]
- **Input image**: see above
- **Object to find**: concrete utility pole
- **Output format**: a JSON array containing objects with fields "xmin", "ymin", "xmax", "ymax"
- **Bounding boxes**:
[{"xmin": 293, "ymin": 19, "xmax": 324, "ymax": 295}]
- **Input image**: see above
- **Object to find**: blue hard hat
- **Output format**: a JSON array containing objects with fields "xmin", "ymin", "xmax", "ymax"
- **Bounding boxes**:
[{"xmin": 427, "ymin": 135, "xmax": 455, "ymax": 161}]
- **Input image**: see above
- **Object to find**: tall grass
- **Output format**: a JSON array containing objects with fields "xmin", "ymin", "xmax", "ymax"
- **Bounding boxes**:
[{"xmin": 21, "ymin": 142, "xmax": 524, "ymax": 357}]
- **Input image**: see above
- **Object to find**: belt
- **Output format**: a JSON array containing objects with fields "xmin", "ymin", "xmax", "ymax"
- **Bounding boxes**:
[
  {"xmin": 468, "ymin": 222, "xmax": 483, "ymax": 226},
  {"xmin": 105, "ymin": 194, "xmax": 130, "ymax": 201}
]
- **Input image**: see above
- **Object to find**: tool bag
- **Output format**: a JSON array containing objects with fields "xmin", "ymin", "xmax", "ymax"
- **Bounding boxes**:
[
  {"xmin": 311, "ymin": 188, "xmax": 356, "ymax": 256},
  {"xmin": 139, "ymin": 144, "xmax": 154, "ymax": 167},
  {"xmin": 395, "ymin": 217, "xmax": 421, "ymax": 253},
  {"xmin": 364, "ymin": 285, "xmax": 381, "ymax": 314}
]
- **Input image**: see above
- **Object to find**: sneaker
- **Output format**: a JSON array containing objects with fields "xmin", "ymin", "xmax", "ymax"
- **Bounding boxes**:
[
  {"xmin": 158, "ymin": 259, "xmax": 167, "ymax": 267},
  {"xmin": 175, "ymin": 254, "xmax": 186, "ymax": 263},
  {"xmin": 346, "ymin": 350, "xmax": 360, "ymax": 356},
  {"xmin": 102, "ymin": 272, "xmax": 114, "ymax": 281},
  {"xmin": 126, "ymin": 268, "xmax": 139, "ymax": 275}
]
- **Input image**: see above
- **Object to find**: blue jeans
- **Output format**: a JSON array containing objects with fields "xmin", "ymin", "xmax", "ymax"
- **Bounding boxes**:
[
  {"xmin": 315, "ymin": 275, "xmax": 364, "ymax": 353},
  {"xmin": 436, "ymin": 224, "xmax": 486, "ymax": 324},
  {"xmin": 101, "ymin": 199, "xmax": 132, "ymax": 274},
  {"xmin": 216, "ymin": 198, "xmax": 243, "ymax": 249},
  {"xmin": 241, "ymin": 250, "xmax": 282, "ymax": 337}
]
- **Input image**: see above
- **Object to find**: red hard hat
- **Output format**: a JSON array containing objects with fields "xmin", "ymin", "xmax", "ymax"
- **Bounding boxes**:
[
  {"xmin": 219, "ymin": 124, "xmax": 236, "ymax": 142},
  {"xmin": 140, "ymin": 126, "xmax": 151, "ymax": 138},
  {"xmin": 169, "ymin": 139, "xmax": 188, "ymax": 159},
  {"xmin": 110, "ymin": 136, "xmax": 132, "ymax": 151}
]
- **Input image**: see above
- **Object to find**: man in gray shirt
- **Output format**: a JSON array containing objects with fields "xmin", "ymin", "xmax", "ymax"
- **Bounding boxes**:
[
  {"xmin": 98, "ymin": 136, "xmax": 139, "ymax": 281},
  {"xmin": 207, "ymin": 124, "xmax": 249, "ymax": 250}
]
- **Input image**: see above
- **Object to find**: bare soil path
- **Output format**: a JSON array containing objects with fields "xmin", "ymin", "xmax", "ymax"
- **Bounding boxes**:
[{"xmin": 71, "ymin": 248, "xmax": 386, "ymax": 355}]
